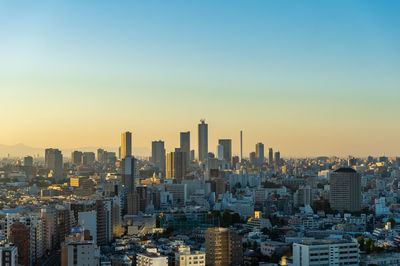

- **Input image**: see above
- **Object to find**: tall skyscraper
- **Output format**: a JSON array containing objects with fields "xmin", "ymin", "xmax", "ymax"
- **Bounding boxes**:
[
  {"xmin": 268, "ymin": 148, "xmax": 273, "ymax": 166},
  {"xmin": 151, "ymin": 141, "xmax": 166, "ymax": 173},
  {"xmin": 205, "ymin": 228, "xmax": 242, "ymax": 266},
  {"xmin": 71, "ymin": 151, "xmax": 82, "ymax": 165},
  {"xmin": 24, "ymin": 156, "xmax": 33, "ymax": 167},
  {"xmin": 121, "ymin": 131, "xmax": 132, "ymax": 158},
  {"xmin": 274, "ymin": 151, "xmax": 280, "ymax": 169},
  {"xmin": 121, "ymin": 155, "xmax": 137, "ymax": 216},
  {"xmin": 166, "ymin": 148, "xmax": 186, "ymax": 182},
  {"xmin": 330, "ymin": 168, "xmax": 361, "ymax": 212},
  {"xmin": 198, "ymin": 120, "xmax": 208, "ymax": 162},
  {"xmin": 249, "ymin": 152, "xmax": 256, "ymax": 165},
  {"xmin": 218, "ymin": 139, "xmax": 232, "ymax": 163},
  {"xmin": 121, "ymin": 156, "xmax": 137, "ymax": 194},
  {"xmin": 255, "ymin": 142, "xmax": 265, "ymax": 165},
  {"xmin": 180, "ymin": 131, "xmax": 190, "ymax": 167},
  {"xmin": 45, "ymin": 148, "xmax": 63, "ymax": 179},
  {"xmin": 97, "ymin": 148, "xmax": 105, "ymax": 162}
]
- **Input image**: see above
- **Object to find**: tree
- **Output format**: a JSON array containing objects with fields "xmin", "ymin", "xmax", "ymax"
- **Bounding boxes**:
[
  {"xmin": 262, "ymin": 181, "xmax": 282, "ymax": 188},
  {"xmin": 270, "ymin": 252, "xmax": 280, "ymax": 263},
  {"xmin": 357, "ymin": 236, "xmax": 364, "ymax": 251},
  {"xmin": 252, "ymin": 241, "xmax": 258, "ymax": 250},
  {"xmin": 250, "ymin": 259, "xmax": 259, "ymax": 266},
  {"xmin": 262, "ymin": 227, "xmax": 271, "ymax": 236},
  {"xmin": 221, "ymin": 211, "xmax": 233, "ymax": 227},
  {"xmin": 388, "ymin": 217, "xmax": 396, "ymax": 228},
  {"xmin": 365, "ymin": 238, "xmax": 375, "ymax": 254}
]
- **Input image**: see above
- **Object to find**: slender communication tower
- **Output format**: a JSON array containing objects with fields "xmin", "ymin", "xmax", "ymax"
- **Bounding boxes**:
[{"xmin": 240, "ymin": 130, "xmax": 243, "ymax": 162}]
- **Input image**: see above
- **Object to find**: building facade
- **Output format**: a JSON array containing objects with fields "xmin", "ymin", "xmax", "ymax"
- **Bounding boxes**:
[
  {"xmin": 330, "ymin": 168, "xmax": 361, "ymax": 212},
  {"xmin": 293, "ymin": 240, "xmax": 359, "ymax": 266},
  {"xmin": 198, "ymin": 120, "xmax": 208, "ymax": 162}
]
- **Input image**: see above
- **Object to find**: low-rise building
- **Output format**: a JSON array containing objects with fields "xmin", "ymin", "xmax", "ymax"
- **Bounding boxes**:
[
  {"xmin": 136, "ymin": 248, "xmax": 168, "ymax": 266},
  {"xmin": 293, "ymin": 240, "xmax": 359, "ymax": 266},
  {"xmin": 175, "ymin": 245, "xmax": 205, "ymax": 266}
]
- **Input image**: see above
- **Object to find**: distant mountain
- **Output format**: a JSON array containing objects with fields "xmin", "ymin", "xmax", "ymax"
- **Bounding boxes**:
[
  {"xmin": 0, "ymin": 144, "xmax": 150, "ymax": 158},
  {"xmin": 0, "ymin": 143, "xmax": 43, "ymax": 157}
]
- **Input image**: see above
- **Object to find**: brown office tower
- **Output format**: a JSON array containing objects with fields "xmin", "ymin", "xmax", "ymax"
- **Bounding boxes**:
[
  {"xmin": 56, "ymin": 206, "xmax": 71, "ymax": 249},
  {"xmin": 205, "ymin": 227, "xmax": 242, "ymax": 266},
  {"xmin": 96, "ymin": 200, "xmax": 107, "ymax": 246},
  {"xmin": 10, "ymin": 222, "xmax": 30, "ymax": 266},
  {"xmin": 127, "ymin": 186, "xmax": 147, "ymax": 215},
  {"xmin": 330, "ymin": 167, "xmax": 361, "ymax": 212}
]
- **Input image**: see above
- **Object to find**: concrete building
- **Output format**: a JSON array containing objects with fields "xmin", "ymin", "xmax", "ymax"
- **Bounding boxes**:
[
  {"xmin": 121, "ymin": 156, "xmax": 137, "ymax": 194},
  {"xmin": 245, "ymin": 212, "xmax": 272, "ymax": 232},
  {"xmin": 121, "ymin": 131, "xmax": 132, "ymax": 158},
  {"xmin": 61, "ymin": 230, "xmax": 99, "ymax": 266},
  {"xmin": 268, "ymin": 148, "xmax": 273, "ymax": 166},
  {"xmin": 180, "ymin": 132, "xmax": 190, "ymax": 167},
  {"xmin": 218, "ymin": 139, "xmax": 232, "ymax": 163},
  {"xmin": 24, "ymin": 156, "xmax": 33, "ymax": 167},
  {"xmin": 45, "ymin": 148, "xmax": 63, "ymax": 180},
  {"xmin": 136, "ymin": 248, "xmax": 168, "ymax": 266},
  {"xmin": 198, "ymin": 120, "xmax": 208, "ymax": 162},
  {"xmin": 127, "ymin": 186, "xmax": 147, "ymax": 215},
  {"xmin": 78, "ymin": 211, "xmax": 97, "ymax": 245},
  {"xmin": 249, "ymin": 152, "xmax": 256, "ymax": 165},
  {"xmin": 274, "ymin": 151, "xmax": 280, "ymax": 169},
  {"xmin": 0, "ymin": 245, "xmax": 18, "ymax": 266},
  {"xmin": 165, "ymin": 184, "xmax": 187, "ymax": 206},
  {"xmin": 166, "ymin": 149, "xmax": 186, "ymax": 182},
  {"xmin": 217, "ymin": 144, "xmax": 224, "ymax": 161},
  {"xmin": 71, "ymin": 151, "xmax": 83, "ymax": 165},
  {"xmin": 295, "ymin": 185, "xmax": 313, "ymax": 207},
  {"xmin": 175, "ymin": 245, "xmax": 205, "ymax": 266},
  {"xmin": 31, "ymin": 215, "xmax": 45, "ymax": 263},
  {"xmin": 82, "ymin": 152, "xmax": 95, "ymax": 166},
  {"xmin": 330, "ymin": 168, "xmax": 361, "ymax": 212},
  {"xmin": 152, "ymin": 141, "xmax": 166, "ymax": 173},
  {"xmin": 375, "ymin": 197, "xmax": 391, "ymax": 216},
  {"xmin": 205, "ymin": 227, "xmax": 242, "ymax": 266},
  {"xmin": 127, "ymin": 215, "xmax": 156, "ymax": 236},
  {"xmin": 9, "ymin": 222, "xmax": 30, "ymax": 266},
  {"xmin": 41, "ymin": 206, "xmax": 71, "ymax": 252},
  {"xmin": 255, "ymin": 142, "xmax": 264, "ymax": 165},
  {"xmin": 97, "ymin": 148, "xmax": 105, "ymax": 162},
  {"xmin": 293, "ymin": 240, "xmax": 359, "ymax": 266},
  {"xmin": 261, "ymin": 241, "xmax": 291, "ymax": 257}
]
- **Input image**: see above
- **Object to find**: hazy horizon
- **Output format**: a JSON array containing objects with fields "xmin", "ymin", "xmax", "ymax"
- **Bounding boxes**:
[{"xmin": 1, "ymin": 1, "xmax": 399, "ymax": 157}]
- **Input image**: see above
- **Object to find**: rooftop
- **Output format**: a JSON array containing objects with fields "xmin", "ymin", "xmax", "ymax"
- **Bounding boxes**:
[{"xmin": 334, "ymin": 168, "xmax": 356, "ymax": 173}]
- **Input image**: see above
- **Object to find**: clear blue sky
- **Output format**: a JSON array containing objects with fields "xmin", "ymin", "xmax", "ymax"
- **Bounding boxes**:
[{"xmin": 1, "ymin": 0, "xmax": 399, "ymax": 157}]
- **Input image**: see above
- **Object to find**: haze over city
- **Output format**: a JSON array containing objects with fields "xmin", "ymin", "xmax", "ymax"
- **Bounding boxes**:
[
  {"xmin": 2, "ymin": 1, "xmax": 400, "ymax": 266},
  {"xmin": 1, "ymin": 0, "xmax": 400, "ymax": 157}
]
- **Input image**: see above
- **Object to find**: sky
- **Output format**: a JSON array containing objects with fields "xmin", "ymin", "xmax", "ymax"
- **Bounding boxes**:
[{"xmin": 0, "ymin": 0, "xmax": 400, "ymax": 157}]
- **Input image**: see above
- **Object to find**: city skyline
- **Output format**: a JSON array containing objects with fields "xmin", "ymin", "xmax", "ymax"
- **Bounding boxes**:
[
  {"xmin": 1, "ymin": 1, "xmax": 400, "ymax": 157},
  {"xmin": 0, "ymin": 122, "xmax": 397, "ymax": 158},
  {"xmin": 1, "ymin": 1, "xmax": 400, "ymax": 265}
]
